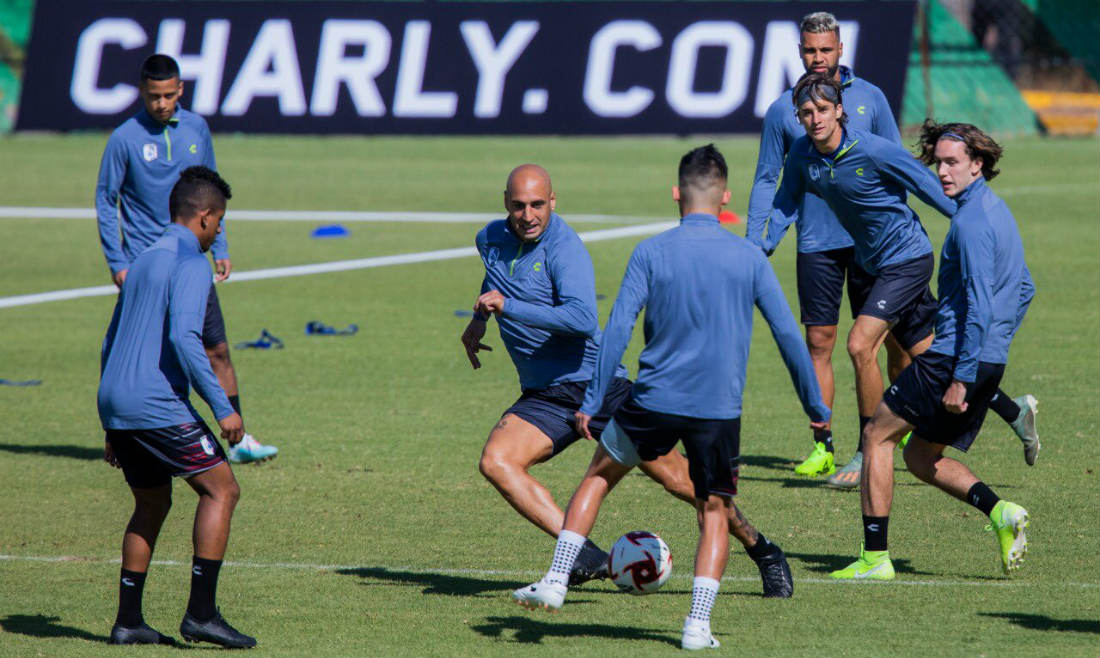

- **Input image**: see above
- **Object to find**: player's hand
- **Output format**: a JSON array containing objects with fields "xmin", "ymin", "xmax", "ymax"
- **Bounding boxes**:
[
  {"xmin": 809, "ymin": 420, "xmax": 830, "ymax": 432},
  {"xmin": 574, "ymin": 412, "xmax": 594, "ymax": 440},
  {"xmin": 218, "ymin": 412, "xmax": 245, "ymax": 445},
  {"xmin": 474, "ymin": 290, "xmax": 506, "ymax": 316},
  {"xmin": 112, "ymin": 269, "xmax": 128, "ymax": 288},
  {"xmin": 461, "ymin": 319, "xmax": 492, "ymax": 369},
  {"xmin": 214, "ymin": 259, "xmax": 233, "ymax": 282},
  {"xmin": 942, "ymin": 380, "xmax": 969, "ymax": 414},
  {"xmin": 104, "ymin": 439, "xmax": 120, "ymax": 468}
]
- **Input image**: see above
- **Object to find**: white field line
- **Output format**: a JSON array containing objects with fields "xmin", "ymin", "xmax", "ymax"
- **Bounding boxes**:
[
  {"xmin": 1, "ymin": 554, "xmax": 1095, "ymax": 589},
  {"xmin": 0, "ymin": 207, "xmax": 663, "ymax": 224},
  {"xmin": 0, "ymin": 221, "xmax": 676, "ymax": 310}
]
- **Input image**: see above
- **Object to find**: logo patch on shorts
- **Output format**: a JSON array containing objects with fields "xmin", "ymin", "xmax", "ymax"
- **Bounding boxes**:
[
  {"xmin": 142, "ymin": 143, "xmax": 158, "ymax": 162},
  {"xmin": 199, "ymin": 436, "xmax": 216, "ymax": 456}
]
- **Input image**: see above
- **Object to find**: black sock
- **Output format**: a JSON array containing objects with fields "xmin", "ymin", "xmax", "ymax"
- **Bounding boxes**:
[
  {"xmin": 228, "ymin": 394, "xmax": 242, "ymax": 416},
  {"xmin": 966, "ymin": 482, "xmax": 1000, "ymax": 516},
  {"xmin": 856, "ymin": 416, "xmax": 871, "ymax": 454},
  {"xmin": 115, "ymin": 568, "xmax": 147, "ymax": 627},
  {"xmin": 863, "ymin": 515, "xmax": 889, "ymax": 552},
  {"xmin": 187, "ymin": 557, "xmax": 223, "ymax": 622},
  {"xmin": 813, "ymin": 428, "xmax": 834, "ymax": 453},
  {"xmin": 746, "ymin": 533, "xmax": 777, "ymax": 561},
  {"xmin": 988, "ymin": 391, "xmax": 1020, "ymax": 424}
]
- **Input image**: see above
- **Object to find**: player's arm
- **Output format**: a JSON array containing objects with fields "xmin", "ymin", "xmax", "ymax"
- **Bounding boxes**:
[
  {"xmin": 95, "ymin": 135, "xmax": 130, "ymax": 284},
  {"xmin": 496, "ymin": 234, "xmax": 599, "ymax": 337},
  {"xmin": 946, "ymin": 222, "xmax": 996, "ymax": 412},
  {"xmin": 201, "ymin": 121, "xmax": 231, "ymax": 275},
  {"xmin": 746, "ymin": 102, "xmax": 790, "ymax": 246},
  {"xmin": 100, "ymin": 296, "xmax": 123, "ymax": 374},
  {"xmin": 167, "ymin": 259, "xmax": 242, "ymax": 441},
  {"xmin": 761, "ymin": 155, "xmax": 806, "ymax": 255},
  {"xmin": 462, "ymin": 275, "xmax": 493, "ymax": 369},
  {"xmin": 1012, "ymin": 264, "xmax": 1035, "ymax": 336},
  {"xmin": 576, "ymin": 246, "xmax": 650, "ymax": 438},
  {"xmin": 875, "ymin": 141, "xmax": 957, "ymax": 217},
  {"xmin": 870, "ymin": 87, "xmax": 902, "ymax": 144},
  {"xmin": 752, "ymin": 253, "xmax": 830, "ymax": 425}
]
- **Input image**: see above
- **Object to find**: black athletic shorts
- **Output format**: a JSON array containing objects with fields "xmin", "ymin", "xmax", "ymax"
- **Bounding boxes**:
[
  {"xmin": 849, "ymin": 253, "xmax": 937, "ymax": 350},
  {"xmin": 106, "ymin": 421, "xmax": 227, "ymax": 488},
  {"xmin": 202, "ymin": 283, "xmax": 228, "ymax": 348},
  {"xmin": 883, "ymin": 351, "xmax": 1005, "ymax": 452},
  {"xmin": 611, "ymin": 397, "xmax": 740, "ymax": 500},
  {"xmin": 796, "ymin": 247, "xmax": 875, "ymax": 326},
  {"xmin": 504, "ymin": 377, "xmax": 632, "ymax": 456}
]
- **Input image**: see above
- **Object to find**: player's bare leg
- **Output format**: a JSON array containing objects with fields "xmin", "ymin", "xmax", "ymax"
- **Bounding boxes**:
[
  {"xmin": 847, "ymin": 316, "xmax": 892, "ymax": 419},
  {"xmin": 860, "ymin": 403, "xmax": 912, "ymax": 518},
  {"xmin": 110, "ymin": 485, "xmax": 175, "ymax": 645},
  {"xmin": 797, "ymin": 324, "xmax": 839, "ymax": 476},
  {"xmin": 682, "ymin": 495, "xmax": 732, "ymax": 650},
  {"xmin": 478, "ymin": 414, "xmax": 561, "ymax": 537},
  {"xmin": 884, "ymin": 333, "xmax": 911, "ymax": 382}
]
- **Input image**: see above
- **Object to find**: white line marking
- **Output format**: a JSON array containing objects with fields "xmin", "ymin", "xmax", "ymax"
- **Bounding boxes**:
[
  {"xmin": 0, "ymin": 206, "xmax": 664, "ymax": 224},
  {"xmin": 0, "ymin": 221, "xmax": 676, "ymax": 310},
  {"xmin": 1, "ymin": 554, "xmax": 1094, "ymax": 588}
]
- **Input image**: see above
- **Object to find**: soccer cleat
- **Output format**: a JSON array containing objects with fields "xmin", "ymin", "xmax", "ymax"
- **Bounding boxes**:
[
  {"xmin": 681, "ymin": 619, "xmax": 720, "ymax": 651},
  {"xmin": 1010, "ymin": 395, "xmax": 1040, "ymax": 466},
  {"xmin": 899, "ymin": 432, "xmax": 911, "ymax": 449},
  {"xmin": 108, "ymin": 622, "xmax": 177, "ymax": 646},
  {"xmin": 988, "ymin": 500, "xmax": 1029, "ymax": 575},
  {"xmin": 752, "ymin": 546, "xmax": 794, "ymax": 598},
  {"xmin": 568, "ymin": 542, "xmax": 609, "ymax": 586},
  {"xmin": 794, "ymin": 442, "xmax": 835, "ymax": 477},
  {"xmin": 829, "ymin": 545, "xmax": 895, "ymax": 581},
  {"xmin": 825, "ymin": 451, "xmax": 863, "ymax": 489},
  {"xmin": 513, "ymin": 579, "xmax": 567, "ymax": 611},
  {"xmin": 180, "ymin": 611, "xmax": 257, "ymax": 649},
  {"xmin": 227, "ymin": 433, "xmax": 278, "ymax": 464}
]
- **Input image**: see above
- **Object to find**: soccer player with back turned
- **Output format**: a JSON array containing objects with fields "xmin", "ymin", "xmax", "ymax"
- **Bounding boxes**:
[
  {"xmin": 96, "ymin": 53, "xmax": 276, "ymax": 463},
  {"xmin": 512, "ymin": 146, "xmax": 829, "ymax": 650},
  {"xmin": 100, "ymin": 167, "xmax": 255, "ymax": 647},
  {"xmin": 830, "ymin": 122, "xmax": 1033, "ymax": 580}
]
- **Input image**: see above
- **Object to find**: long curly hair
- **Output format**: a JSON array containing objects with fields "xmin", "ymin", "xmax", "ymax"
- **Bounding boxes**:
[{"xmin": 915, "ymin": 119, "xmax": 1003, "ymax": 181}]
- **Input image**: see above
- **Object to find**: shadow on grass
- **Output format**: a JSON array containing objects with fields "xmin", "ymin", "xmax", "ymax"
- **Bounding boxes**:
[
  {"xmin": 471, "ymin": 615, "xmax": 679, "ymax": 647},
  {"xmin": 0, "ymin": 614, "xmax": 108, "ymax": 642},
  {"xmin": 0, "ymin": 443, "xmax": 102, "ymax": 461},
  {"xmin": 787, "ymin": 551, "xmax": 934, "ymax": 576},
  {"xmin": 980, "ymin": 612, "xmax": 1100, "ymax": 634},
  {"xmin": 336, "ymin": 566, "xmax": 523, "ymax": 597}
]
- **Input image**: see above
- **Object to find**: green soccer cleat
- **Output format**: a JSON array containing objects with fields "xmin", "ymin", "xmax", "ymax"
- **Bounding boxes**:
[
  {"xmin": 988, "ymin": 500, "xmax": 1029, "ymax": 575},
  {"xmin": 1010, "ymin": 395, "xmax": 1040, "ymax": 466},
  {"xmin": 829, "ymin": 545, "xmax": 895, "ymax": 581},
  {"xmin": 899, "ymin": 432, "xmax": 911, "ymax": 449},
  {"xmin": 794, "ymin": 441, "xmax": 835, "ymax": 477},
  {"xmin": 825, "ymin": 451, "xmax": 862, "ymax": 489}
]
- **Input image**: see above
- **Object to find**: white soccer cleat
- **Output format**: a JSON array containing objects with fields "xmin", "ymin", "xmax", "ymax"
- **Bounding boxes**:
[
  {"xmin": 1010, "ymin": 395, "xmax": 1040, "ymax": 466},
  {"xmin": 512, "ymin": 579, "xmax": 566, "ymax": 611},
  {"xmin": 681, "ymin": 619, "xmax": 720, "ymax": 651},
  {"xmin": 227, "ymin": 433, "xmax": 278, "ymax": 464}
]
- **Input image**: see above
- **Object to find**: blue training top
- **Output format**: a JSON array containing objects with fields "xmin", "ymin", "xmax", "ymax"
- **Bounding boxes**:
[
  {"xmin": 580, "ymin": 213, "xmax": 830, "ymax": 422},
  {"xmin": 475, "ymin": 213, "xmax": 626, "ymax": 391},
  {"xmin": 746, "ymin": 66, "xmax": 901, "ymax": 254},
  {"xmin": 96, "ymin": 107, "xmax": 226, "ymax": 274},
  {"xmin": 757, "ymin": 128, "xmax": 957, "ymax": 275},
  {"xmin": 929, "ymin": 177, "xmax": 1034, "ymax": 382},
  {"xmin": 98, "ymin": 224, "xmax": 234, "ymax": 429}
]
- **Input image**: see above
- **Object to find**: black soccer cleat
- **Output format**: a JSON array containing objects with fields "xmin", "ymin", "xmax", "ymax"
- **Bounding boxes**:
[
  {"xmin": 753, "ymin": 546, "xmax": 794, "ymax": 598},
  {"xmin": 180, "ymin": 611, "xmax": 257, "ymax": 649},
  {"xmin": 108, "ymin": 621, "xmax": 177, "ymax": 645},
  {"xmin": 568, "ymin": 541, "xmax": 610, "ymax": 587}
]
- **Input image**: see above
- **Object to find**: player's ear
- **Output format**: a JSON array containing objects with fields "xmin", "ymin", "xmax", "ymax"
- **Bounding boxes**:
[
  {"xmin": 549, "ymin": 191, "xmax": 556, "ymax": 211},
  {"xmin": 671, "ymin": 186, "xmax": 681, "ymax": 203},
  {"xmin": 835, "ymin": 102, "xmax": 843, "ymax": 120},
  {"xmin": 972, "ymin": 156, "xmax": 984, "ymax": 176},
  {"xmin": 838, "ymin": 40, "xmax": 844, "ymax": 60},
  {"xmin": 721, "ymin": 189, "xmax": 731, "ymax": 206}
]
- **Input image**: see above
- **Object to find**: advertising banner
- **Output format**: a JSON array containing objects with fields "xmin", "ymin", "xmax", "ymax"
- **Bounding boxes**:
[{"xmin": 18, "ymin": 0, "xmax": 914, "ymax": 134}]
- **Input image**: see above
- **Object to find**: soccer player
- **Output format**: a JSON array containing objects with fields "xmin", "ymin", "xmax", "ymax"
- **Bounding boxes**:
[
  {"xmin": 100, "ymin": 167, "xmax": 255, "ymax": 648},
  {"xmin": 464, "ymin": 165, "xmax": 795, "ymax": 593},
  {"xmin": 96, "ymin": 53, "xmax": 276, "ymax": 464},
  {"xmin": 746, "ymin": 11, "xmax": 911, "ymax": 485},
  {"xmin": 829, "ymin": 122, "xmax": 1033, "ymax": 580},
  {"xmin": 511, "ymin": 146, "xmax": 829, "ymax": 650}
]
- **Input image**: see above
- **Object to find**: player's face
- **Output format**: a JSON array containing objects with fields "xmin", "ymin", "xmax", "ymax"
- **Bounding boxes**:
[
  {"xmin": 800, "ymin": 31, "xmax": 843, "ymax": 79},
  {"xmin": 505, "ymin": 178, "xmax": 555, "ymax": 242},
  {"xmin": 197, "ymin": 207, "xmax": 226, "ymax": 251},
  {"xmin": 933, "ymin": 138, "xmax": 983, "ymax": 198},
  {"xmin": 140, "ymin": 77, "xmax": 183, "ymax": 124},
  {"xmin": 797, "ymin": 98, "xmax": 843, "ymax": 146}
]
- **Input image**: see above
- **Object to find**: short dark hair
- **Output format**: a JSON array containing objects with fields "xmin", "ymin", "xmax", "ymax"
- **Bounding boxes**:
[
  {"xmin": 792, "ymin": 72, "xmax": 847, "ymax": 126},
  {"xmin": 678, "ymin": 143, "xmax": 728, "ymax": 191},
  {"xmin": 916, "ymin": 119, "xmax": 1003, "ymax": 181},
  {"xmin": 140, "ymin": 54, "xmax": 180, "ymax": 83},
  {"xmin": 170, "ymin": 166, "xmax": 232, "ymax": 220}
]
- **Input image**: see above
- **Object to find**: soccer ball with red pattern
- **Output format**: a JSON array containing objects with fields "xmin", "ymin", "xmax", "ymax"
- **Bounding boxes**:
[{"xmin": 608, "ymin": 531, "xmax": 672, "ymax": 595}]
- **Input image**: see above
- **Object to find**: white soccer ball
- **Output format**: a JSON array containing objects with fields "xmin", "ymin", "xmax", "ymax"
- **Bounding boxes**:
[{"xmin": 608, "ymin": 531, "xmax": 672, "ymax": 595}]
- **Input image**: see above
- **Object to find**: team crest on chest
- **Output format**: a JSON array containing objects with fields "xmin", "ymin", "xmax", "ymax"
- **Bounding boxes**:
[
  {"xmin": 142, "ymin": 143, "xmax": 158, "ymax": 162},
  {"xmin": 808, "ymin": 164, "xmax": 820, "ymax": 182},
  {"xmin": 486, "ymin": 246, "xmax": 501, "ymax": 265}
]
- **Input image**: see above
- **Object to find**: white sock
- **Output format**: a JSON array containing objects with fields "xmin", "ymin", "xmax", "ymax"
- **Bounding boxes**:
[
  {"xmin": 545, "ymin": 529, "xmax": 586, "ymax": 587},
  {"xmin": 687, "ymin": 576, "xmax": 721, "ymax": 626}
]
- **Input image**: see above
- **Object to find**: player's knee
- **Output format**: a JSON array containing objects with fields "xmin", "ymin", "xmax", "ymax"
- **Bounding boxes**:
[
  {"xmin": 846, "ymin": 333, "xmax": 876, "ymax": 365},
  {"xmin": 135, "ymin": 492, "xmax": 172, "ymax": 521},
  {"xmin": 478, "ymin": 449, "xmax": 512, "ymax": 484},
  {"xmin": 806, "ymin": 327, "xmax": 836, "ymax": 360}
]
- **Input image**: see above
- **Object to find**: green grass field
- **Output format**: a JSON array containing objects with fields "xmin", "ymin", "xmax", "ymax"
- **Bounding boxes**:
[{"xmin": 0, "ymin": 133, "xmax": 1097, "ymax": 657}]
